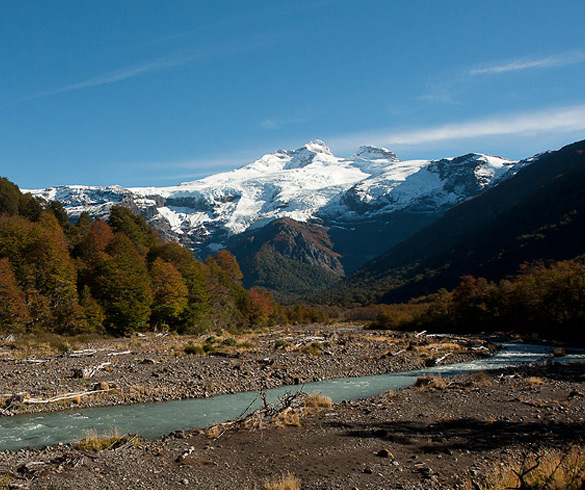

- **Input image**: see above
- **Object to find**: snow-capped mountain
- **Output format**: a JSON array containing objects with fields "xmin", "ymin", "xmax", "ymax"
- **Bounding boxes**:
[{"xmin": 29, "ymin": 140, "xmax": 525, "ymax": 267}]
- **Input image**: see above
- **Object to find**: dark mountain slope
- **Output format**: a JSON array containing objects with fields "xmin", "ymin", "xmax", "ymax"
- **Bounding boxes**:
[
  {"xmin": 225, "ymin": 218, "xmax": 343, "ymax": 302},
  {"xmin": 321, "ymin": 139, "xmax": 585, "ymax": 305}
]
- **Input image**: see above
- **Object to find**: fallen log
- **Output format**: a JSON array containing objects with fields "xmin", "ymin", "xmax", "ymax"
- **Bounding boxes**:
[
  {"xmin": 72, "ymin": 362, "xmax": 111, "ymax": 379},
  {"xmin": 23, "ymin": 389, "xmax": 112, "ymax": 405}
]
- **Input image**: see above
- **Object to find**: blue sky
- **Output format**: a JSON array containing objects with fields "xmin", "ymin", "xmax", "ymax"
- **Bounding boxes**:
[{"xmin": 2, "ymin": 0, "xmax": 585, "ymax": 188}]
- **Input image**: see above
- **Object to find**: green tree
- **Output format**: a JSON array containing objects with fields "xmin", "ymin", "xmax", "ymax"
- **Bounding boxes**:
[
  {"xmin": 109, "ymin": 206, "xmax": 159, "ymax": 251},
  {"xmin": 92, "ymin": 234, "xmax": 153, "ymax": 335},
  {"xmin": 0, "ymin": 177, "xmax": 21, "ymax": 216},
  {"xmin": 78, "ymin": 286, "xmax": 106, "ymax": 333}
]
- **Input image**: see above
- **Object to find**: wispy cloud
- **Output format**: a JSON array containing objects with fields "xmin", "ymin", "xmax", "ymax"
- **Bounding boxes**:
[
  {"xmin": 328, "ymin": 104, "xmax": 585, "ymax": 152},
  {"xmin": 20, "ymin": 35, "xmax": 278, "ymax": 102},
  {"xmin": 469, "ymin": 50, "xmax": 585, "ymax": 76},
  {"xmin": 259, "ymin": 115, "xmax": 311, "ymax": 130}
]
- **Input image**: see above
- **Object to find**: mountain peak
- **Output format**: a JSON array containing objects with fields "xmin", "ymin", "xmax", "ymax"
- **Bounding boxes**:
[
  {"xmin": 352, "ymin": 145, "xmax": 399, "ymax": 162},
  {"xmin": 284, "ymin": 140, "xmax": 335, "ymax": 169},
  {"xmin": 301, "ymin": 139, "xmax": 333, "ymax": 155}
]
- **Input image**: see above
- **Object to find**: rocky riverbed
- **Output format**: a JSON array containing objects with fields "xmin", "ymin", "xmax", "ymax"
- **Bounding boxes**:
[
  {"xmin": 0, "ymin": 325, "xmax": 490, "ymax": 415},
  {"xmin": 1, "ymin": 358, "xmax": 584, "ymax": 489}
]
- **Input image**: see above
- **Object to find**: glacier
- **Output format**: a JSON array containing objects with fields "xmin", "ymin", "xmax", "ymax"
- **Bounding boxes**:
[{"xmin": 28, "ymin": 140, "xmax": 526, "ymax": 259}]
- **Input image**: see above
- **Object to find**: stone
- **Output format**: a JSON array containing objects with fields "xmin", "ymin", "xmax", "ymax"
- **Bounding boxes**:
[{"xmin": 376, "ymin": 448, "xmax": 393, "ymax": 458}]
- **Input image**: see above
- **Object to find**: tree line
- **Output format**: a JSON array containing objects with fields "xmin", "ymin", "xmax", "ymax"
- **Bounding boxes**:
[
  {"xmin": 0, "ymin": 177, "xmax": 325, "ymax": 336},
  {"xmin": 369, "ymin": 259, "xmax": 585, "ymax": 342}
]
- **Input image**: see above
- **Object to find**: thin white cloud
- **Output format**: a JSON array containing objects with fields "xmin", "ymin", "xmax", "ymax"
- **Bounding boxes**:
[
  {"xmin": 20, "ymin": 35, "xmax": 278, "ymax": 102},
  {"xmin": 328, "ymin": 104, "xmax": 585, "ymax": 152},
  {"xmin": 259, "ymin": 115, "xmax": 311, "ymax": 130},
  {"xmin": 470, "ymin": 50, "xmax": 585, "ymax": 76}
]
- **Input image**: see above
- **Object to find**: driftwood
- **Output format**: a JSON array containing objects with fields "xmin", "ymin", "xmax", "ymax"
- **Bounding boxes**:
[
  {"xmin": 107, "ymin": 350, "xmax": 132, "ymax": 357},
  {"xmin": 72, "ymin": 362, "xmax": 111, "ymax": 379},
  {"xmin": 175, "ymin": 446, "xmax": 196, "ymax": 462},
  {"xmin": 23, "ymin": 388, "xmax": 112, "ymax": 405},
  {"xmin": 415, "ymin": 330, "xmax": 427, "ymax": 338},
  {"xmin": 435, "ymin": 353, "xmax": 451, "ymax": 364},
  {"xmin": 68, "ymin": 349, "xmax": 98, "ymax": 358}
]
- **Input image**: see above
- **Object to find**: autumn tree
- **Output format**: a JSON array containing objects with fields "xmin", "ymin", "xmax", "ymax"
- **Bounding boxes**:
[
  {"xmin": 148, "ymin": 242, "xmax": 209, "ymax": 332},
  {"xmin": 0, "ymin": 258, "xmax": 29, "ymax": 333},
  {"xmin": 149, "ymin": 258, "xmax": 189, "ymax": 330},
  {"xmin": 211, "ymin": 249, "xmax": 243, "ymax": 280},
  {"xmin": 242, "ymin": 287, "xmax": 275, "ymax": 327}
]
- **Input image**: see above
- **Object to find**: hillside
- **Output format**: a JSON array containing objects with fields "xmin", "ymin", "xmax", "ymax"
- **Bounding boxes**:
[
  {"xmin": 225, "ymin": 218, "xmax": 343, "ymax": 302},
  {"xmin": 321, "ymin": 138, "xmax": 585, "ymax": 305}
]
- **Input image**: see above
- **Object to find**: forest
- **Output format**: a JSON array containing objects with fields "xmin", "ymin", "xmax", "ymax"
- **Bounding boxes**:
[
  {"xmin": 368, "ymin": 259, "xmax": 585, "ymax": 342},
  {"xmin": 0, "ymin": 177, "xmax": 326, "ymax": 337}
]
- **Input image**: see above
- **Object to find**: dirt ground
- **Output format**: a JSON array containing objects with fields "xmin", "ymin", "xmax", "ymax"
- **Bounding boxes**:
[{"xmin": 1, "ymin": 356, "xmax": 584, "ymax": 490}]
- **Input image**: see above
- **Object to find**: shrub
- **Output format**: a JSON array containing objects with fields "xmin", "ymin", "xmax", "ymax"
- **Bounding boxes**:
[
  {"xmin": 222, "ymin": 337, "xmax": 237, "ymax": 346},
  {"xmin": 414, "ymin": 375, "xmax": 447, "ymax": 390},
  {"xmin": 264, "ymin": 472, "xmax": 301, "ymax": 490},
  {"xmin": 274, "ymin": 339, "xmax": 289, "ymax": 349},
  {"xmin": 303, "ymin": 392, "xmax": 333, "ymax": 410},
  {"xmin": 76, "ymin": 428, "xmax": 121, "ymax": 451},
  {"xmin": 524, "ymin": 376, "xmax": 546, "ymax": 386},
  {"xmin": 479, "ymin": 445, "xmax": 585, "ymax": 490},
  {"xmin": 466, "ymin": 371, "xmax": 493, "ymax": 387},
  {"xmin": 302, "ymin": 341, "xmax": 323, "ymax": 356},
  {"xmin": 184, "ymin": 342, "xmax": 204, "ymax": 355},
  {"xmin": 202, "ymin": 343, "xmax": 216, "ymax": 353}
]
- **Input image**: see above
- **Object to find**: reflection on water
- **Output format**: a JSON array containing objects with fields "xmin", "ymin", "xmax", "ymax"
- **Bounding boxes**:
[{"xmin": 1, "ymin": 343, "xmax": 583, "ymax": 451}]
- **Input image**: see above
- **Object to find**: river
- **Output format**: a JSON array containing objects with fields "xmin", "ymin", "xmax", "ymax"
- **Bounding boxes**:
[{"xmin": 1, "ymin": 343, "xmax": 583, "ymax": 451}]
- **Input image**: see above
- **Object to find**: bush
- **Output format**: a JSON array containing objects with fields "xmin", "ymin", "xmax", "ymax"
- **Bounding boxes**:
[
  {"xmin": 76, "ymin": 428, "xmax": 121, "ymax": 451},
  {"xmin": 184, "ymin": 343, "xmax": 204, "ymax": 356},
  {"xmin": 202, "ymin": 343, "xmax": 216, "ymax": 353},
  {"xmin": 479, "ymin": 445, "xmax": 585, "ymax": 490},
  {"xmin": 274, "ymin": 339, "xmax": 289, "ymax": 349},
  {"xmin": 414, "ymin": 375, "xmax": 447, "ymax": 390},
  {"xmin": 303, "ymin": 392, "xmax": 333, "ymax": 410},
  {"xmin": 222, "ymin": 337, "xmax": 237, "ymax": 346}
]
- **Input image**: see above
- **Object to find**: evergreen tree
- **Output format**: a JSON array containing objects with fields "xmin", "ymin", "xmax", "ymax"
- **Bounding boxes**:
[
  {"xmin": 109, "ymin": 206, "xmax": 159, "ymax": 251},
  {"xmin": 92, "ymin": 234, "xmax": 153, "ymax": 335}
]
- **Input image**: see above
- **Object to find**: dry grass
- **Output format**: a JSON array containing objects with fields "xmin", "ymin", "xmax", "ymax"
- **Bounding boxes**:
[
  {"xmin": 205, "ymin": 424, "xmax": 223, "ymax": 439},
  {"xmin": 479, "ymin": 445, "xmax": 585, "ymax": 490},
  {"xmin": 0, "ymin": 473, "xmax": 15, "ymax": 490},
  {"xmin": 263, "ymin": 472, "xmax": 301, "ymax": 490},
  {"xmin": 525, "ymin": 376, "xmax": 546, "ymax": 386},
  {"xmin": 466, "ymin": 371, "xmax": 493, "ymax": 387},
  {"xmin": 414, "ymin": 375, "xmax": 447, "ymax": 390},
  {"xmin": 275, "ymin": 408, "xmax": 302, "ymax": 428},
  {"xmin": 303, "ymin": 392, "xmax": 333, "ymax": 410},
  {"xmin": 76, "ymin": 428, "xmax": 122, "ymax": 451}
]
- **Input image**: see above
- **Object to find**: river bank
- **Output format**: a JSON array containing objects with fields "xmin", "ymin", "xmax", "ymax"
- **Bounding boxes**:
[
  {"xmin": 1, "ymin": 357, "xmax": 584, "ymax": 489},
  {"xmin": 0, "ymin": 325, "xmax": 490, "ymax": 416}
]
